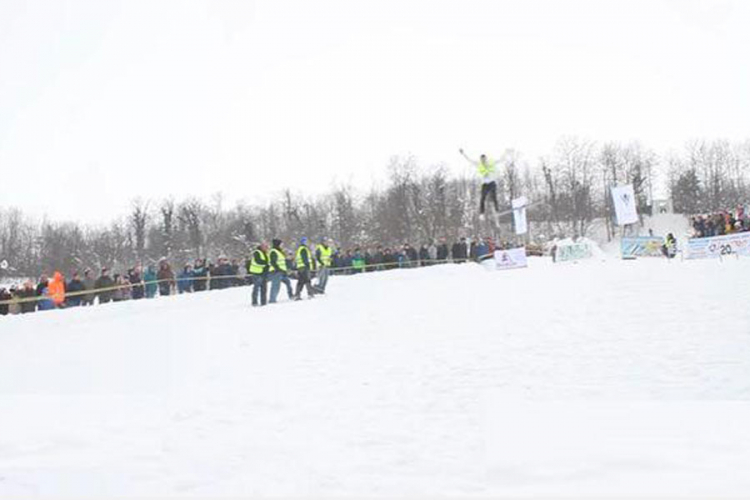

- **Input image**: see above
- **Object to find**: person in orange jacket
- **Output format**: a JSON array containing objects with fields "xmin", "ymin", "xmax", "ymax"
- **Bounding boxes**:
[{"xmin": 48, "ymin": 271, "xmax": 66, "ymax": 308}]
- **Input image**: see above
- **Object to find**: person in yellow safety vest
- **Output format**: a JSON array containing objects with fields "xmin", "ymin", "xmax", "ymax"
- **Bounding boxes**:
[
  {"xmin": 459, "ymin": 148, "xmax": 500, "ymax": 218},
  {"xmin": 268, "ymin": 238, "xmax": 293, "ymax": 303},
  {"xmin": 294, "ymin": 237, "xmax": 315, "ymax": 300},
  {"xmin": 314, "ymin": 238, "xmax": 334, "ymax": 294},
  {"xmin": 248, "ymin": 241, "xmax": 269, "ymax": 306}
]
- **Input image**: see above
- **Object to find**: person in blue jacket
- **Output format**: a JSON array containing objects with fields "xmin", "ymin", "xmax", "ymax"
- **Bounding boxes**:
[
  {"xmin": 177, "ymin": 264, "xmax": 194, "ymax": 294},
  {"xmin": 37, "ymin": 287, "xmax": 55, "ymax": 311},
  {"xmin": 144, "ymin": 265, "xmax": 158, "ymax": 299}
]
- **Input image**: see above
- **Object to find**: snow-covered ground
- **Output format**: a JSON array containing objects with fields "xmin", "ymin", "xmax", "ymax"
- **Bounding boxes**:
[{"xmin": 1, "ymin": 257, "xmax": 749, "ymax": 497}]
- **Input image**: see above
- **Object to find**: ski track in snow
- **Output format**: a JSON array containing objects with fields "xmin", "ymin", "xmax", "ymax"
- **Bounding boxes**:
[{"xmin": 1, "ymin": 257, "xmax": 749, "ymax": 497}]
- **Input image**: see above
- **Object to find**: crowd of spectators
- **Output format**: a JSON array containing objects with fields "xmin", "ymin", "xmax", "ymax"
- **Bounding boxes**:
[
  {"xmin": 690, "ymin": 206, "xmax": 750, "ymax": 238},
  {"xmin": 1, "ymin": 236, "xmax": 504, "ymax": 317}
]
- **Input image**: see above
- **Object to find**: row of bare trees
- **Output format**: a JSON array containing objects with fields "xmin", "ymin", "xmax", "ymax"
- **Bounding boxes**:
[
  {"xmin": 668, "ymin": 139, "xmax": 750, "ymax": 214},
  {"xmin": 2, "ymin": 138, "xmax": 749, "ymax": 278}
]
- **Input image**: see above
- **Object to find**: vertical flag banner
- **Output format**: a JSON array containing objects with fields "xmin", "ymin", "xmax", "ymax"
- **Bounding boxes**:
[
  {"xmin": 512, "ymin": 196, "xmax": 528, "ymax": 235},
  {"xmin": 611, "ymin": 185, "xmax": 638, "ymax": 226}
]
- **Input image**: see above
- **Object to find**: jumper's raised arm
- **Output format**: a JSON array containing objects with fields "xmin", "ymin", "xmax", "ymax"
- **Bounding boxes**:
[{"xmin": 458, "ymin": 148, "xmax": 479, "ymax": 165}]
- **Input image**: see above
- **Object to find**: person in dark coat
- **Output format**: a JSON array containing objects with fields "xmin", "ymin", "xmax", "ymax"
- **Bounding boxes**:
[
  {"xmin": 403, "ymin": 244, "xmax": 418, "ymax": 267},
  {"xmin": 128, "ymin": 266, "xmax": 145, "ymax": 300},
  {"xmin": 65, "ymin": 271, "xmax": 86, "ymax": 307},
  {"xmin": 418, "ymin": 244, "xmax": 430, "ymax": 266},
  {"xmin": 383, "ymin": 248, "xmax": 396, "ymax": 270},
  {"xmin": 82, "ymin": 269, "xmax": 96, "ymax": 306},
  {"xmin": 214, "ymin": 257, "xmax": 233, "ymax": 290},
  {"xmin": 372, "ymin": 246, "xmax": 385, "ymax": 271},
  {"xmin": 208, "ymin": 261, "xmax": 218, "ymax": 290},
  {"xmin": 452, "ymin": 238, "xmax": 468, "ymax": 263},
  {"xmin": 437, "ymin": 238, "xmax": 449, "ymax": 262},
  {"xmin": 157, "ymin": 260, "xmax": 175, "ymax": 296},
  {"xmin": 230, "ymin": 259, "xmax": 241, "ymax": 287},
  {"xmin": 94, "ymin": 268, "xmax": 115, "ymax": 304},
  {"xmin": 0, "ymin": 287, "xmax": 11, "ymax": 316},
  {"xmin": 35, "ymin": 274, "xmax": 49, "ymax": 298},
  {"xmin": 192, "ymin": 258, "xmax": 209, "ymax": 292},
  {"xmin": 17, "ymin": 280, "xmax": 37, "ymax": 313}
]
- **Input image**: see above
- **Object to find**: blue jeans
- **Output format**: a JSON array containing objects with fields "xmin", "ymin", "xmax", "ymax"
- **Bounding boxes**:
[
  {"xmin": 269, "ymin": 272, "xmax": 294, "ymax": 303},
  {"xmin": 251, "ymin": 274, "xmax": 267, "ymax": 306},
  {"xmin": 316, "ymin": 266, "xmax": 329, "ymax": 292},
  {"xmin": 268, "ymin": 272, "xmax": 281, "ymax": 303}
]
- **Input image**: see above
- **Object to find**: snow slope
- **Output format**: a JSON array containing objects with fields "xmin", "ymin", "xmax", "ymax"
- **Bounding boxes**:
[{"xmin": 1, "ymin": 257, "xmax": 750, "ymax": 497}]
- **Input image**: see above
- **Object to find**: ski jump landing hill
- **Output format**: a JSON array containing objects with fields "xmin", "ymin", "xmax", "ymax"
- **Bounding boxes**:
[{"xmin": 1, "ymin": 256, "xmax": 749, "ymax": 497}]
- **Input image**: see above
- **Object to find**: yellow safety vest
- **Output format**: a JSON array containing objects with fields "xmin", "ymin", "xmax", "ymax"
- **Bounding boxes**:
[
  {"xmin": 316, "ymin": 244, "xmax": 333, "ymax": 267},
  {"xmin": 249, "ymin": 249, "xmax": 268, "ymax": 275},
  {"xmin": 269, "ymin": 248, "xmax": 287, "ymax": 272},
  {"xmin": 295, "ymin": 245, "xmax": 312, "ymax": 269},
  {"xmin": 478, "ymin": 158, "xmax": 495, "ymax": 178}
]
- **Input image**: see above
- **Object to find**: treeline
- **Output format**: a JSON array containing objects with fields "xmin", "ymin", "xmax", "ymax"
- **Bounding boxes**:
[{"xmin": 1, "ymin": 138, "xmax": 748, "ymax": 278}]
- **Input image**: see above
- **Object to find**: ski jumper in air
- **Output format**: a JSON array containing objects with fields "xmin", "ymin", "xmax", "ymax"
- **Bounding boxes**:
[{"xmin": 459, "ymin": 149, "xmax": 500, "ymax": 217}]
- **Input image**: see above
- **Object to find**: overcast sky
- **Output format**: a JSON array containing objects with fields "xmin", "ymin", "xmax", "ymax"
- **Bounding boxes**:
[{"xmin": 1, "ymin": 0, "xmax": 748, "ymax": 224}]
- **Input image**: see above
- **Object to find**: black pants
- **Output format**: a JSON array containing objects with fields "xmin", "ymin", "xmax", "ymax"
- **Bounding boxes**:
[
  {"xmin": 295, "ymin": 269, "xmax": 315, "ymax": 299},
  {"xmin": 251, "ymin": 274, "xmax": 267, "ymax": 306},
  {"xmin": 480, "ymin": 181, "xmax": 499, "ymax": 214}
]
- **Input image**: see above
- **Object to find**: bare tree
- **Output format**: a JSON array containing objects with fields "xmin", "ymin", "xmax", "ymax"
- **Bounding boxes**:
[
  {"xmin": 159, "ymin": 199, "xmax": 175, "ymax": 258},
  {"xmin": 130, "ymin": 199, "xmax": 149, "ymax": 262}
]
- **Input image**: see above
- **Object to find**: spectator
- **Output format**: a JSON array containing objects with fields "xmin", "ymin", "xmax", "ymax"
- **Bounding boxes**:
[
  {"xmin": 0, "ymin": 287, "xmax": 10, "ymax": 316},
  {"xmin": 418, "ymin": 244, "xmax": 430, "ymax": 266},
  {"xmin": 35, "ymin": 274, "xmax": 49, "ymax": 297},
  {"xmin": 112, "ymin": 274, "xmax": 131, "ymax": 302},
  {"xmin": 37, "ymin": 286, "xmax": 55, "ymax": 311},
  {"xmin": 82, "ymin": 269, "xmax": 96, "ymax": 306},
  {"xmin": 352, "ymin": 248, "xmax": 365, "ymax": 273},
  {"xmin": 17, "ymin": 280, "xmax": 37, "ymax": 314},
  {"xmin": 372, "ymin": 246, "xmax": 385, "ymax": 271},
  {"xmin": 428, "ymin": 241, "xmax": 438, "ymax": 262},
  {"xmin": 214, "ymin": 257, "xmax": 233, "ymax": 290},
  {"xmin": 230, "ymin": 259, "xmax": 242, "ymax": 287},
  {"xmin": 144, "ymin": 265, "xmax": 158, "ymax": 298},
  {"xmin": 128, "ymin": 266, "xmax": 145, "ymax": 300},
  {"xmin": 452, "ymin": 238, "xmax": 468, "ymax": 263},
  {"xmin": 192, "ymin": 258, "xmax": 209, "ymax": 292},
  {"xmin": 437, "ymin": 238, "xmax": 449, "ymax": 262},
  {"xmin": 157, "ymin": 260, "xmax": 175, "ymax": 296},
  {"xmin": 177, "ymin": 264, "xmax": 194, "ymax": 294},
  {"xmin": 66, "ymin": 271, "xmax": 86, "ymax": 307},
  {"xmin": 95, "ymin": 268, "xmax": 115, "ymax": 304},
  {"xmin": 48, "ymin": 271, "xmax": 66, "ymax": 308},
  {"xmin": 476, "ymin": 239, "xmax": 490, "ymax": 261}
]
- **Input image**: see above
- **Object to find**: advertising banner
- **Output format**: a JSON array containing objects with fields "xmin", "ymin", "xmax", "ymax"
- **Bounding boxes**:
[
  {"xmin": 512, "ymin": 196, "xmax": 528, "ymax": 235},
  {"xmin": 611, "ymin": 184, "xmax": 638, "ymax": 225},
  {"xmin": 494, "ymin": 247, "xmax": 528, "ymax": 270},
  {"xmin": 685, "ymin": 232, "xmax": 750, "ymax": 259},
  {"xmin": 555, "ymin": 242, "xmax": 593, "ymax": 262},
  {"xmin": 621, "ymin": 237, "xmax": 664, "ymax": 258}
]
